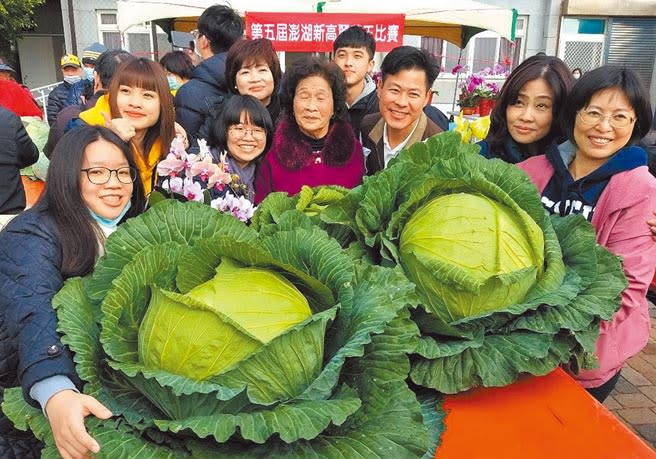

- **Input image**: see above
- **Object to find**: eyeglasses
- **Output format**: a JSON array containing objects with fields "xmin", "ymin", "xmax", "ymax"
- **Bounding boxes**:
[
  {"xmin": 228, "ymin": 125, "xmax": 266, "ymax": 140},
  {"xmin": 81, "ymin": 167, "xmax": 137, "ymax": 185},
  {"xmin": 190, "ymin": 29, "xmax": 201, "ymax": 40},
  {"xmin": 577, "ymin": 109, "xmax": 636, "ymax": 129}
]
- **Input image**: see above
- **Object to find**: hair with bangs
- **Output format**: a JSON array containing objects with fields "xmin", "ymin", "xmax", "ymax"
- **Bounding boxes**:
[
  {"xmin": 36, "ymin": 125, "xmax": 145, "ymax": 278},
  {"xmin": 107, "ymin": 57, "xmax": 175, "ymax": 157},
  {"xmin": 562, "ymin": 65, "xmax": 652, "ymax": 148},
  {"xmin": 484, "ymin": 54, "xmax": 573, "ymax": 161},
  {"xmin": 208, "ymin": 94, "xmax": 273, "ymax": 159},
  {"xmin": 225, "ymin": 38, "xmax": 282, "ymax": 97}
]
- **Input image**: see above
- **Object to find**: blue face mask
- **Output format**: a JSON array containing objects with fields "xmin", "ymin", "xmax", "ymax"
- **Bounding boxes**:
[
  {"xmin": 167, "ymin": 75, "xmax": 181, "ymax": 90},
  {"xmin": 89, "ymin": 201, "xmax": 132, "ymax": 230},
  {"xmin": 84, "ymin": 67, "xmax": 94, "ymax": 81},
  {"xmin": 64, "ymin": 75, "xmax": 81, "ymax": 85}
]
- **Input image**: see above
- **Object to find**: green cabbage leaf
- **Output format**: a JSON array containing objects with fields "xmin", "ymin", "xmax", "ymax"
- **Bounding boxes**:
[
  {"xmin": 318, "ymin": 132, "xmax": 626, "ymax": 394},
  {"xmin": 2, "ymin": 200, "xmax": 440, "ymax": 457}
]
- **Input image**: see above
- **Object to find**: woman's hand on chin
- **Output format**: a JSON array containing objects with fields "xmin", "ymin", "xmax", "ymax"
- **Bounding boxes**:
[
  {"xmin": 45, "ymin": 389, "xmax": 113, "ymax": 459},
  {"xmin": 101, "ymin": 111, "xmax": 136, "ymax": 143}
]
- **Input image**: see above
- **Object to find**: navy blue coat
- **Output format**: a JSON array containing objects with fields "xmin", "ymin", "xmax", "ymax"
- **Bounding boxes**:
[
  {"xmin": 174, "ymin": 53, "xmax": 231, "ymax": 149},
  {"xmin": 0, "ymin": 208, "xmax": 81, "ymax": 452}
]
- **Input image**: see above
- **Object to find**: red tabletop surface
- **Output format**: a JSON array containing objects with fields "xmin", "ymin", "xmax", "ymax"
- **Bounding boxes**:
[{"xmin": 436, "ymin": 368, "xmax": 656, "ymax": 459}]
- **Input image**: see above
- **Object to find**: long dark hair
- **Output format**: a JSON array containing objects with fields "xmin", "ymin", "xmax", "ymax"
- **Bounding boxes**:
[
  {"xmin": 485, "ymin": 55, "xmax": 573, "ymax": 161},
  {"xmin": 108, "ymin": 58, "xmax": 175, "ymax": 159},
  {"xmin": 35, "ymin": 126, "xmax": 145, "ymax": 278},
  {"xmin": 561, "ymin": 65, "xmax": 653, "ymax": 148}
]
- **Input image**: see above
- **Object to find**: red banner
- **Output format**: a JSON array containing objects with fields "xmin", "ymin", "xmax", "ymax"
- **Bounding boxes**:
[{"xmin": 244, "ymin": 12, "xmax": 405, "ymax": 52}]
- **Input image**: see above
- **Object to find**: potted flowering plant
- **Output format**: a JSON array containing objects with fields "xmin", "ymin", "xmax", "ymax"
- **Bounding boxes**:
[
  {"xmin": 454, "ymin": 64, "xmax": 508, "ymax": 116},
  {"xmin": 153, "ymin": 136, "xmax": 256, "ymax": 222}
]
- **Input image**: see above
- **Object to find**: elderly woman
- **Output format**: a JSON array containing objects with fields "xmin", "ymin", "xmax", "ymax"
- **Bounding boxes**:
[
  {"xmin": 254, "ymin": 57, "xmax": 364, "ymax": 203},
  {"xmin": 225, "ymin": 38, "xmax": 283, "ymax": 123}
]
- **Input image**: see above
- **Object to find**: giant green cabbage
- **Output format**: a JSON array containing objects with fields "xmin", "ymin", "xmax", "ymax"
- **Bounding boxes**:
[
  {"xmin": 258, "ymin": 132, "xmax": 627, "ymax": 394},
  {"xmin": 2, "ymin": 200, "xmax": 442, "ymax": 458}
]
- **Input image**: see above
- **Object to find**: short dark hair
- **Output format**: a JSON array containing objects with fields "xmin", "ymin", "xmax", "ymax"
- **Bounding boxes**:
[
  {"xmin": 279, "ymin": 56, "xmax": 348, "ymax": 121},
  {"xmin": 95, "ymin": 50, "xmax": 134, "ymax": 89},
  {"xmin": 225, "ymin": 38, "xmax": 282, "ymax": 95},
  {"xmin": 380, "ymin": 46, "xmax": 440, "ymax": 90},
  {"xmin": 160, "ymin": 51, "xmax": 195, "ymax": 80},
  {"xmin": 208, "ymin": 94, "xmax": 274, "ymax": 159},
  {"xmin": 561, "ymin": 65, "xmax": 653, "ymax": 148},
  {"xmin": 333, "ymin": 26, "xmax": 375, "ymax": 60},
  {"xmin": 37, "ymin": 125, "xmax": 145, "ymax": 278},
  {"xmin": 485, "ymin": 54, "xmax": 573, "ymax": 160},
  {"xmin": 197, "ymin": 4, "xmax": 244, "ymax": 54}
]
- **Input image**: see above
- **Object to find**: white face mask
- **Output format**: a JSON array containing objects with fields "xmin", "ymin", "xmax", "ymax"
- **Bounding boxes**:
[
  {"xmin": 84, "ymin": 67, "xmax": 95, "ymax": 81},
  {"xmin": 64, "ymin": 75, "xmax": 81, "ymax": 84}
]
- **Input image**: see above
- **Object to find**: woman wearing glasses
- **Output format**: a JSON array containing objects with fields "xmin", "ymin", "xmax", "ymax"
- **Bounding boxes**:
[
  {"xmin": 0, "ymin": 125, "xmax": 145, "ymax": 459},
  {"xmin": 207, "ymin": 94, "xmax": 273, "ymax": 202},
  {"xmin": 254, "ymin": 57, "xmax": 364, "ymax": 203},
  {"xmin": 518, "ymin": 65, "xmax": 656, "ymax": 402}
]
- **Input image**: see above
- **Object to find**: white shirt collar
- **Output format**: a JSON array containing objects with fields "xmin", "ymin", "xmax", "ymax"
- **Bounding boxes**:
[{"xmin": 383, "ymin": 118, "xmax": 420, "ymax": 167}]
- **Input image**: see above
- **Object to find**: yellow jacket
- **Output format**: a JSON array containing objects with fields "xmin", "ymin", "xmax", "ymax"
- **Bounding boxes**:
[{"xmin": 80, "ymin": 95, "xmax": 162, "ymax": 194}]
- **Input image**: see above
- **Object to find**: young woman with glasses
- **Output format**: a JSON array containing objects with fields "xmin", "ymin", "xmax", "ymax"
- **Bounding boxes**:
[
  {"xmin": 0, "ymin": 125, "xmax": 145, "ymax": 459},
  {"xmin": 207, "ymin": 94, "xmax": 274, "ymax": 202},
  {"xmin": 518, "ymin": 65, "xmax": 656, "ymax": 402}
]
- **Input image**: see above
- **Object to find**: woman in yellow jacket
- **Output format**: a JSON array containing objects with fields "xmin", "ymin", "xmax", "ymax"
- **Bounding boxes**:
[{"xmin": 80, "ymin": 58, "xmax": 178, "ymax": 194}]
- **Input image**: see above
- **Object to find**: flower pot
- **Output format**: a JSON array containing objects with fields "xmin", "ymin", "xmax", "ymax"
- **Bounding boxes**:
[
  {"xmin": 478, "ymin": 98, "xmax": 497, "ymax": 116},
  {"xmin": 461, "ymin": 107, "xmax": 476, "ymax": 116}
]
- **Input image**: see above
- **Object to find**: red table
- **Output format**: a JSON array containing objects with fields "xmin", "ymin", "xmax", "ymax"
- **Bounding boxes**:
[{"xmin": 436, "ymin": 368, "xmax": 656, "ymax": 459}]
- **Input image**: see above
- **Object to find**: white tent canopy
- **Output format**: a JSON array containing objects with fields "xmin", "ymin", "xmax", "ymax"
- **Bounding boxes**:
[{"xmin": 117, "ymin": 0, "xmax": 515, "ymax": 48}]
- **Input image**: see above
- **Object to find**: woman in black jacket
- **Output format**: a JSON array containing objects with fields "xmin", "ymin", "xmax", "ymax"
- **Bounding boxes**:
[{"xmin": 0, "ymin": 125, "xmax": 145, "ymax": 459}]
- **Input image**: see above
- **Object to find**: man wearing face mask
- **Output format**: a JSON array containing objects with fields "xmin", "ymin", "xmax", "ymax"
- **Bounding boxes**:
[
  {"xmin": 81, "ymin": 43, "xmax": 107, "ymax": 82},
  {"xmin": 46, "ymin": 54, "xmax": 91, "ymax": 126}
]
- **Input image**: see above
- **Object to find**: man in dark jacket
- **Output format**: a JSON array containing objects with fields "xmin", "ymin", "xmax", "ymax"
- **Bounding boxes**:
[
  {"xmin": 0, "ymin": 107, "xmax": 39, "ymax": 214},
  {"xmin": 44, "ymin": 50, "xmax": 134, "ymax": 158},
  {"xmin": 174, "ymin": 5, "xmax": 243, "ymax": 149},
  {"xmin": 332, "ymin": 28, "xmax": 448, "ymax": 141},
  {"xmin": 361, "ymin": 46, "xmax": 443, "ymax": 175},
  {"xmin": 46, "ymin": 54, "xmax": 92, "ymax": 126},
  {"xmin": 332, "ymin": 26, "xmax": 378, "ymax": 139}
]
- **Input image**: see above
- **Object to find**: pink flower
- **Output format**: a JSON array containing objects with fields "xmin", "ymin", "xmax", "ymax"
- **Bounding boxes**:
[
  {"xmin": 162, "ymin": 176, "xmax": 183, "ymax": 194},
  {"xmin": 182, "ymin": 178, "xmax": 204, "ymax": 202},
  {"xmin": 190, "ymin": 156, "xmax": 218, "ymax": 182},
  {"xmin": 157, "ymin": 153, "xmax": 185, "ymax": 177},
  {"xmin": 451, "ymin": 64, "xmax": 464, "ymax": 75}
]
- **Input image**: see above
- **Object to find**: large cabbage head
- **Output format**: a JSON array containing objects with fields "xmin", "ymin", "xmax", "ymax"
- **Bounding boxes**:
[
  {"xmin": 138, "ymin": 257, "xmax": 312, "ymax": 380},
  {"xmin": 400, "ymin": 192, "xmax": 544, "ymax": 321}
]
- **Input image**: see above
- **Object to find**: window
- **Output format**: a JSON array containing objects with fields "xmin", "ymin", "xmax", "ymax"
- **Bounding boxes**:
[{"xmin": 97, "ymin": 11, "xmax": 172, "ymax": 59}]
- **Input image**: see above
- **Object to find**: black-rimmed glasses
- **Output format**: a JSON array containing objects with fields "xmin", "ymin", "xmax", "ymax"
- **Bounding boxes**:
[{"xmin": 81, "ymin": 167, "xmax": 137, "ymax": 185}]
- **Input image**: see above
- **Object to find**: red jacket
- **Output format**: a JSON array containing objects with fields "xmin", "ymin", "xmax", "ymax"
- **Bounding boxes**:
[{"xmin": 0, "ymin": 80, "xmax": 43, "ymax": 118}]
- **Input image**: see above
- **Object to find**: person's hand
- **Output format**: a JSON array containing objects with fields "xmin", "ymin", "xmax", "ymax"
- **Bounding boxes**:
[
  {"xmin": 45, "ymin": 390, "xmax": 112, "ymax": 459},
  {"xmin": 101, "ymin": 111, "xmax": 136, "ymax": 142},
  {"xmin": 174, "ymin": 121, "xmax": 189, "ymax": 149},
  {"xmin": 648, "ymin": 211, "xmax": 656, "ymax": 241}
]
